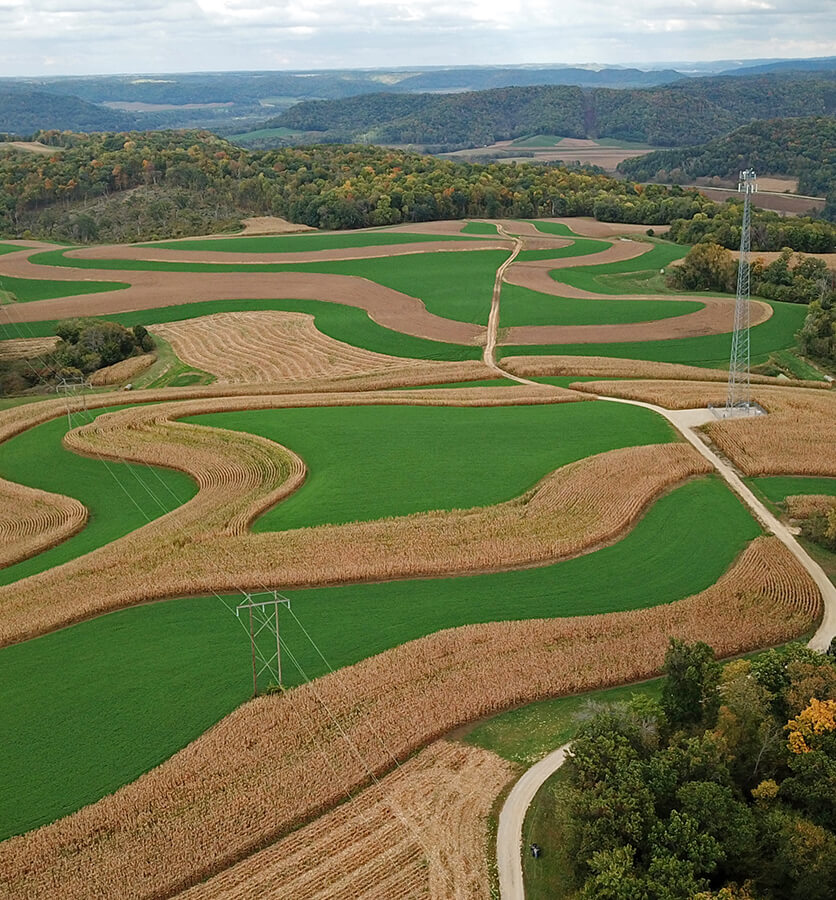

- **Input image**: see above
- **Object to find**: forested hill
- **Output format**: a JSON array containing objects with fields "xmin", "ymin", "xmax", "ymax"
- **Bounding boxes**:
[
  {"xmin": 619, "ymin": 117, "xmax": 836, "ymax": 200},
  {"xmin": 271, "ymin": 71, "xmax": 836, "ymax": 149},
  {"xmin": 0, "ymin": 89, "xmax": 133, "ymax": 135},
  {"xmin": 2, "ymin": 131, "xmax": 835, "ymax": 252}
]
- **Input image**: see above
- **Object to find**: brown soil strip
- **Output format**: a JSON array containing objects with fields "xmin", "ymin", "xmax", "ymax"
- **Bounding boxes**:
[
  {"xmin": 0, "ymin": 248, "xmax": 483, "ymax": 345},
  {"xmin": 152, "ymin": 311, "xmax": 444, "ymax": 383},
  {"xmin": 0, "ymin": 537, "xmax": 817, "ymax": 900},
  {"xmin": 178, "ymin": 741, "xmax": 516, "ymax": 900}
]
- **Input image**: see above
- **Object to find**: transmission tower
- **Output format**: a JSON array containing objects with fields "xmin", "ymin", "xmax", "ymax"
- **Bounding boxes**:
[
  {"xmin": 726, "ymin": 169, "xmax": 757, "ymax": 415},
  {"xmin": 236, "ymin": 592, "xmax": 291, "ymax": 697}
]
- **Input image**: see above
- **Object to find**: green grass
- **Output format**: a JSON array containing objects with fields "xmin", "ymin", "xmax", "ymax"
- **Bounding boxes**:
[
  {"xmin": 0, "ymin": 273, "xmax": 128, "ymax": 303},
  {"xmin": 0, "ymin": 407, "xmax": 196, "ymax": 586},
  {"xmin": 749, "ymin": 476, "xmax": 836, "ymax": 507},
  {"xmin": 0, "ymin": 297, "xmax": 481, "ymax": 361},
  {"xmin": 0, "ymin": 476, "xmax": 759, "ymax": 839},
  {"xmin": 511, "ymin": 135, "xmax": 567, "ymax": 148},
  {"xmin": 547, "ymin": 242, "xmax": 689, "ymax": 295},
  {"xmin": 499, "ymin": 283, "xmax": 704, "ymax": 328},
  {"xmin": 0, "ymin": 243, "xmax": 19, "ymax": 256},
  {"xmin": 133, "ymin": 334, "xmax": 215, "ymax": 389},
  {"xmin": 143, "ymin": 230, "xmax": 478, "ymax": 253},
  {"xmin": 526, "ymin": 221, "xmax": 580, "ymax": 237},
  {"xmin": 26, "ymin": 247, "xmax": 507, "ymax": 326},
  {"xmin": 461, "ymin": 679, "xmax": 663, "ymax": 765},
  {"xmin": 187, "ymin": 401, "xmax": 678, "ymax": 531},
  {"xmin": 283, "ymin": 250, "xmax": 508, "ymax": 325},
  {"xmin": 521, "ymin": 766, "xmax": 576, "ymax": 898},
  {"xmin": 517, "ymin": 238, "xmax": 611, "ymax": 262},
  {"xmin": 462, "ymin": 222, "xmax": 499, "ymax": 235},
  {"xmin": 499, "ymin": 299, "xmax": 807, "ymax": 369}
]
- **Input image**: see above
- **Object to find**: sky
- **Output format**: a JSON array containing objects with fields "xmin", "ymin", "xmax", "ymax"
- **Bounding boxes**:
[{"xmin": 1, "ymin": 0, "xmax": 835, "ymax": 77}]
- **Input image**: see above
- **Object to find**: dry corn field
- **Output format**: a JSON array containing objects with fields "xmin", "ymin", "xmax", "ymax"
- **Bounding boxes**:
[
  {"xmin": 786, "ymin": 494, "xmax": 836, "ymax": 519},
  {"xmin": 152, "ymin": 311, "xmax": 443, "ymax": 383},
  {"xmin": 88, "ymin": 353, "xmax": 156, "ymax": 386},
  {"xmin": 575, "ymin": 380, "xmax": 836, "ymax": 476},
  {"xmin": 0, "ymin": 336, "xmax": 57, "ymax": 360},
  {"xmin": 0, "ymin": 479, "xmax": 87, "ymax": 568},
  {"xmin": 502, "ymin": 354, "xmax": 802, "ymax": 385},
  {"xmin": 0, "ymin": 537, "xmax": 818, "ymax": 900},
  {"xmin": 178, "ymin": 741, "xmax": 517, "ymax": 900},
  {"xmin": 0, "ymin": 396, "xmax": 701, "ymax": 646}
]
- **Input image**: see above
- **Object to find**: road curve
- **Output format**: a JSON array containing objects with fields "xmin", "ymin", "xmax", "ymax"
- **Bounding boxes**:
[{"xmin": 494, "ymin": 395, "xmax": 836, "ymax": 900}]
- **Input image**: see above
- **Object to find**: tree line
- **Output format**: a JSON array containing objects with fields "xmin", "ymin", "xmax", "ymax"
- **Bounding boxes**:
[{"xmin": 561, "ymin": 639, "xmax": 836, "ymax": 899}]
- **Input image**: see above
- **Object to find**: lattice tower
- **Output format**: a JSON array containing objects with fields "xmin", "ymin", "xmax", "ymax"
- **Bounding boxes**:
[{"xmin": 726, "ymin": 168, "xmax": 757, "ymax": 413}]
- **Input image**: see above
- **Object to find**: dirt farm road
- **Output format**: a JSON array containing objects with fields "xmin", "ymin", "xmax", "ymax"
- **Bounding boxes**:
[{"xmin": 493, "ymin": 398, "xmax": 836, "ymax": 899}]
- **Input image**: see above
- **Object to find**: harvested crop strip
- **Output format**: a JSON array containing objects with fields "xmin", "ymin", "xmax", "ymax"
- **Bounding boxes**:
[
  {"xmin": 178, "ymin": 741, "xmax": 516, "ymax": 900},
  {"xmin": 575, "ymin": 380, "xmax": 836, "ymax": 476},
  {"xmin": 0, "ymin": 480, "xmax": 87, "ymax": 568},
  {"xmin": 88, "ymin": 354, "xmax": 156, "ymax": 386},
  {"xmin": 0, "ymin": 538, "xmax": 818, "ymax": 900},
  {"xmin": 0, "ymin": 337, "xmax": 57, "ymax": 360},
  {"xmin": 501, "ymin": 354, "xmax": 799, "ymax": 385},
  {"xmin": 152, "ymin": 311, "xmax": 437, "ymax": 383}
]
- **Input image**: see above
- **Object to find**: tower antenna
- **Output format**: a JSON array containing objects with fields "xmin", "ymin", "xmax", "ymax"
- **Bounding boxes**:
[{"xmin": 726, "ymin": 168, "xmax": 757, "ymax": 415}]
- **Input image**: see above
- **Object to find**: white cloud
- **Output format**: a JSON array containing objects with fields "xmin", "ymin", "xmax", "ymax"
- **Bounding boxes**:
[{"xmin": 0, "ymin": 0, "xmax": 834, "ymax": 75}]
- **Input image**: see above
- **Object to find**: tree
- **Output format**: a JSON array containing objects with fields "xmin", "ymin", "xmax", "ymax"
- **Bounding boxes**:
[{"xmin": 662, "ymin": 639, "xmax": 721, "ymax": 729}]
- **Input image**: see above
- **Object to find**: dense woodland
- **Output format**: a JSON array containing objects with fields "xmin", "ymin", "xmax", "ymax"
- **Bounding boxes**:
[
  {"xmin": 562, "ymin": 640, "xmax": 836, "ymax": 899},
  {"xmin": 619, "ymin": 117, "xmax": 836, "ymax": 206},
  {"xmin": 271, "ymin": 72, "xmax": 836, "ymax": 150},
  {"xmin": 0, "ymin": 132, "xmax": 721, "ymax": 243}
]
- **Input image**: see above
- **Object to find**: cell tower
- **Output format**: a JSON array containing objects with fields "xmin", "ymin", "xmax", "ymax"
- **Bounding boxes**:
[{"xmin": 726, "ymin": 169, "xmax": 757, "ymax": 415}]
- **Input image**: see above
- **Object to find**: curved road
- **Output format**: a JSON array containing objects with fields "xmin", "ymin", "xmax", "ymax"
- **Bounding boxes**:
[{"xmin": 491, "ymin": 370, "xmax": 836, "ymax": 897}]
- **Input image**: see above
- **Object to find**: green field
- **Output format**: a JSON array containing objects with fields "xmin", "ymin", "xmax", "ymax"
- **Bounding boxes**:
[
  {"xmin": 462, "ymin": 222, "xmax": 499, "ymax": 235},
  {"xmin": 512, "ymin": 135, "xmax": 567, "ymax": 148},
  {"xmin": 499, "ymin": 299, "xmax": 807, "ymax": 368},
  {"xmin": 0, "ymin": 297, "xmax": 481, "ymax": 361},
  {"xmin": 461, "ymin": 678, "xmax": 664, "ymax": 765},
  {"xmin": 0, "ymin": 243, "xmax": 19, "ymax": 256},
  {"xmin": 499, "ymin": 283, "xmax": 704, "ymax": 328},
  {"xmin": 0, "ymin": 408, "xmax": 196, "ymax": 586},
  {"xmin": 547, "ymin": 242, "xmax": 689, "ymax": 294},
  {"xmin": 527, "ymin": 221, "xmax": 580, "ymax": 237},
  {"xmin": 0, "ymin": 475, "xmax": 759, "ymax": 839},
  {"xmin": 749, "ymin": 476, "xmax": 836, "ymax": 507},
  {"xmin": 0, "ymin": 273, "xmax": 128, "ymax": 303},
  {"xmin": 143, "ymin": 230, "xmax": 478, "ymax": 253},
  {"xmin": 517, "ymin": 238, "xmax": 611, "ymax": 261},
  {"xmin": 187, "ymin": 401, "xmax": 677, "ymax": 531},
  {"xmin": 25, "ymin": 247, "xmax": 507, "ymax": 326}
]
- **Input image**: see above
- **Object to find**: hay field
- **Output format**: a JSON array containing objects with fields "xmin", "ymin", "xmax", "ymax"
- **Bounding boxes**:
[{"xmin": 152, "ymin": 310, "xmax": 440, "ymax": 382}]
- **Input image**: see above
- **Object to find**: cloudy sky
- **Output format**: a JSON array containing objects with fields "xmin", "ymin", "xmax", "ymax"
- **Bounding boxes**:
[{"xmin": 1, "ymin": 0, "xmax": 834, "ymax": 77}]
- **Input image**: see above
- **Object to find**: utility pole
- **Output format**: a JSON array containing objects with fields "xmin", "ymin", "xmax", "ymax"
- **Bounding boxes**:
[
  {"xmin": 56, "ymin": 376, "xmax": 92, "ymax": 428},
  {"xmin": 236, "ymin": 592, "xmax": 292, "ymax": 697},
  {"xmin": 726, "ymin": 169, "xmax": 757, "ymax": 416}
]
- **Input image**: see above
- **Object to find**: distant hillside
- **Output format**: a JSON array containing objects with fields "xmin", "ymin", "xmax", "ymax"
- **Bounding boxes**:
[
  {"xmin": 0, "ymin": 89, "xmax": 133, "ymax": 134},
  {"xmin": 270, "ymin": 71, "xmax": 836, "ymax": 150},
  {"xmin": 618, "ymin": 116, "xmax": 836, "ymax": 199}
]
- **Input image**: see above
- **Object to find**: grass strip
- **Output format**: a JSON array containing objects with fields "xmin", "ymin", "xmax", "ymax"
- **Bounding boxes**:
[
  {"xmin": 0, "ymin": 274, "xmax": 128, "ymax": 303},
  {"xmin": 143, "ymin": 231, "xmax": 479, "ymax": 253},
  {"xmin": 0, "ymin": 476, "xmax": 758, "ymax": 839},
  {"xmin": 188, "ymin": 401, "xmax": 677, "ymax": 531},
  {"xmin": 498, "ymin": 299, "xmax": 806, "ymax": 368},
  {"xmin": 500, "ymin": 283, "xmax": 703, "ymax": 328},
  {"xmin": 0, "ymin": 406, "xmax": 196, "ymax": 586}
]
